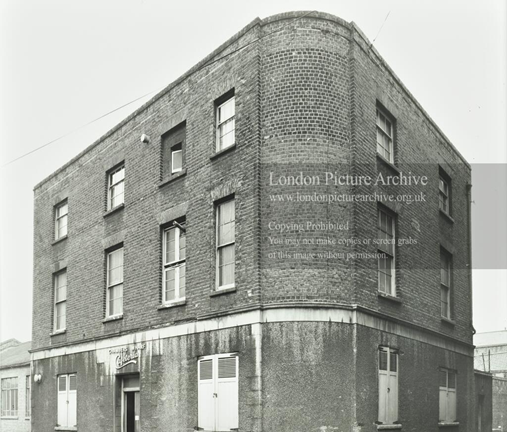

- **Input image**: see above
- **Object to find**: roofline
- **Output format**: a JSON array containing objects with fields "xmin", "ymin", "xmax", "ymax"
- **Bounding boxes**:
[
  {"xmin": 0, "ymin": 361, "xmax": 30, "ymax": 370},
  {"xmin": 348, "ymin": 21, "xmax": 471, "ymax": 169},
  {"xmin": 34, "ymin": 16, "xmax": 262, "ymax": 190},
  {"xmin": 475, "ymin": 330, "xmax": 507, "ymax": 334},
  {"xmin": 474, "ymin": 369, "xmax": 493, "ymax": 377},
  {"xmin": 34, "ymin": 10, "xmax": 470, "ymax": 190},
  {"xmin": 475, "ymin": 343, "xmax": 507, "ymax": 349}
]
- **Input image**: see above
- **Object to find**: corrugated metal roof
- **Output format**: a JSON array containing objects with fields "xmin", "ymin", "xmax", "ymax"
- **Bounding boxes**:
[
  {"xmin": 474, "ymin": 331, "xmax": 507, "ymax": 347},
  {"xmin": 0, "ymin": 341, "xmax": 31, "ymax": 368}
]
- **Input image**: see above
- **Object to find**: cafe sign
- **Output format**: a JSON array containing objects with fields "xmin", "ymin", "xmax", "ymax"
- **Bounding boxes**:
[{"xmin": 109, "ymin": 344, "xmax": 146, "ymax": 369}]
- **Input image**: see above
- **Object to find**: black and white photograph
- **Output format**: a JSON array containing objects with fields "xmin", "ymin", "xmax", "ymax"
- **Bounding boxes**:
[{"xmin": 1, "ymin": 1, "xmax": 506, "ymax": 431}]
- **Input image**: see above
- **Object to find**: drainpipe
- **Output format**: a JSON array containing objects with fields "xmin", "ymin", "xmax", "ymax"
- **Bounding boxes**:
[{"xmin": 466, "ymin": 183, "xmax": 473, "ymax": 337}]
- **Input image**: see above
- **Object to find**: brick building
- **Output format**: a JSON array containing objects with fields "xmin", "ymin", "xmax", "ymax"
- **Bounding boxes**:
[
  {"xmin": 0, "ymin": 339, "xmax": 32, "ymax": 432},
  {"xmin": 31, "ymin": 11, "xmax": 476, "ymax": 432}
]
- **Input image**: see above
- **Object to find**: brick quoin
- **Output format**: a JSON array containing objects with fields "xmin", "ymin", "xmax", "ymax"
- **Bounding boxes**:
[{"xmin": 31, "ymin": 11, "xmax": 477, "ymax": 432}]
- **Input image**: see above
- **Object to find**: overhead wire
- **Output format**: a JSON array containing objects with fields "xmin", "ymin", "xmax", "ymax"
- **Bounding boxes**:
[
  {"xmin": 31, "ymin": 11, "xmax": 318, "ymax": 199},
  {"xmin": 371, "ymin": 10, "xmax": 392, "ymax": 45},
  {"xmin": 1, "ymin": 89, "xmax": 160, "ymax": 167},
  {"xmin": 3, "ymin": 10, "xmax": 317, "ymax": 169}
]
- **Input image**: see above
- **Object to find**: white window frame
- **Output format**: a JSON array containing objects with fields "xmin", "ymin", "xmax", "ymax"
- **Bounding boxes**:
[
  {"xmin": 171, "ymin": 144, "xmax": 183, "ymax": 174},
  {"xmin": 216, "ymin": 95, "xmax": 235, "ymax": 152},
  {"xmin": 57, "ymin": 374, "xmax": 77, "ymax": 428},
  {"xmin": 54, "ymin": 200, "xmax": 68, "ymax": 240},
  {"xmin": 25, "ymin": 375, "xmax": 30, "ymax": 418},
  {"xmin": 107, "ymin": 165, "xmax": 125, "ymax": 210},
  {"xmin": 378, "ymin": 347, "xmax": 398, "ymax": 425},
  {"xmin": 376, "ymin": 107, "xmax": 394, "ymax": 163},
  {"xmin": 106, "ymin": 247, "xmax": 124, "ymax": 318},
  {"xmin": 378, "ymin": 207, "xmax": 396, "ymax": 296},
  {"xmin": 53, "ymin": 270, "xmax": 67, "ymax": 332},
  {"xmin": 439, "ymin": 369, "xmax": 457, "ymax": 422},
  {"xmin": 162, "ymin": 223, "xmax": 186, "ymax": 304},
  {"xmin": 198, "ymin": 353, "xmax": 238, "ymax": 432},
  {"xmin": 439, "ymin": 177, "xmax": 450, "ymax": 214},
  {"xmin": 440, "ymin": 251, "xmax": 452, "ymax": 319},
  {"xmin": 216, "ymin": 199, "xmax": 235, "ymax": 290},
  {"xmin": 1, "ymin": 377, "xmax": 18, "ymax": 417}
]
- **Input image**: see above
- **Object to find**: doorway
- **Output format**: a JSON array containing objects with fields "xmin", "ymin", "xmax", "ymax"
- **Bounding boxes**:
[
  {"xmin": 478, "ymin": 395, "xmax": 484, "ymax": 432},
  {"xmin": 122, "ymin": 375, "xmax": 140, "ymax": 432}
]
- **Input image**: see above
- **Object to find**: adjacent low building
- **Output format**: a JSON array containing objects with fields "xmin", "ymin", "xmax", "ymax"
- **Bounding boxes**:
[
  {"xmin": 31, "ymin": 11, "xmax": 476, "ymax": 432},
  {"xmin": 0, "ymin": 339, "xmax": 32, "ymax": 432},
  {"xmin": 475, "ymin": 330, "xmax": 507, "ymax": 431},
  {"xmin": 474, "ymin": 369, "xmax": 493, "ymax": 432}
]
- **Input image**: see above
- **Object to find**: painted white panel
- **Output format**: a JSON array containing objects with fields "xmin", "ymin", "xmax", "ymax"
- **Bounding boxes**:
[
  {"xmin": 57, "ymin": 391, "xmax": 67, "ymax": 426},
  {"xmin": 378, "ymin": 371, "xmax": 387, "ymax": 423},
  {"xmin": 216, "ymin": 379, "xmax": 238, "ymax": 431},
  {"xmin": 68, "ymin": 389, "xmax": 77, "ymax": 427},
  {"xmin": 57, "ymin": 376, "xmax": 67, "ymax": 426},
  {"xmin": 387, "ymin": 373, "xmax": 398, "ymax": 423},
  {"xmin": 439, "ymin": 388, "xmax": 447, "ymax": 421},
  {"xmin": 198, "ymin": 359, "xmax": 215, "ymax": 431},
  {"xmin": 448, "ymin": 390, "xmax": 457, "ymax": 421}
]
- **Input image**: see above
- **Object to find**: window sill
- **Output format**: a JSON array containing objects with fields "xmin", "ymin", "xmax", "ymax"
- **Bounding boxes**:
[
  {"xmin": 378, "ymin": 292, "xmax": 402, "ymax": 303},
  {"xmin": 102, "ymin": 314, "xmax": 123, "ymax": 323},
  {"xmin": 376, "ymin": 154, "xmax": 400, "ymax": 175},
  {"xmin": 377, "ymin": 425, "xmax": 402, "ymax": 430},
  {"xmin": 438, "ymin": 422, "xmax": 459, "ymax": 427},
  {"xmin": 158, "ymin": 299, "xmax": 187, "ymax": 309},
  {"xmin": 50, "ymin": 329, "xmax": 66, "ymax": 337},
  {"xmin": 441, "ymin": 316, "xmax": 456, "ymax": 326},
  {"xmin": 210, "ymin": 143, "xmax": 236, "ymax": 160},
  {"xmin": 1, "ymin": 416, "xmax": 19, "ymax": 420},
  {"xmin": 439, "ymin": 210, "xmax": 455, "ymax": 224},
  {"xmin": 210, "ymin": 286, "xmax": 237, "ymax": 297},
  {"xmin": 159, "ymin": 169, "xmax": 187, "ymax": 188},
  {"xmin": 55, "ymin": 427, "xmax": 77, "ymax": 431},
  {"xmin": 52, "ymin": 235, "xmax": 68, "ymax": 245},
  {"xmin": 103, "ymin": 203, "xmax": 124, "ymax": 218}
]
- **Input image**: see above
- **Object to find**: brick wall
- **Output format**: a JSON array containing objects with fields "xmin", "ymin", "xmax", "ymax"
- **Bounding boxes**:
[
  {"xmin": 259, "ymin": 14, "xmax": 356, "ymax": 306},
  {"xmin": 32, "ymin": 9, "xmax": 472, "ymax": 377},
  {"xmin": 32, "ymin": 19, "xmax": 263, "ymax": 350},
  {"xmin": 349, "ymin": 22, "xmax": 472, "ymax": 344}
]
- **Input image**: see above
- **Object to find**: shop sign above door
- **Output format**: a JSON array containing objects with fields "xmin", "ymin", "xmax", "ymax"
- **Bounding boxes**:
[{"xmin": 109, "ymin": 344, "xmax": 146, "ymax": 369}]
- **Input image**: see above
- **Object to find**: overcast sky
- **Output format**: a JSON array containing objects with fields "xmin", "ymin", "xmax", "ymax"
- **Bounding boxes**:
[{"xmin": 1, "ymin": 0, "xmax": 506, "ymax": 343}]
